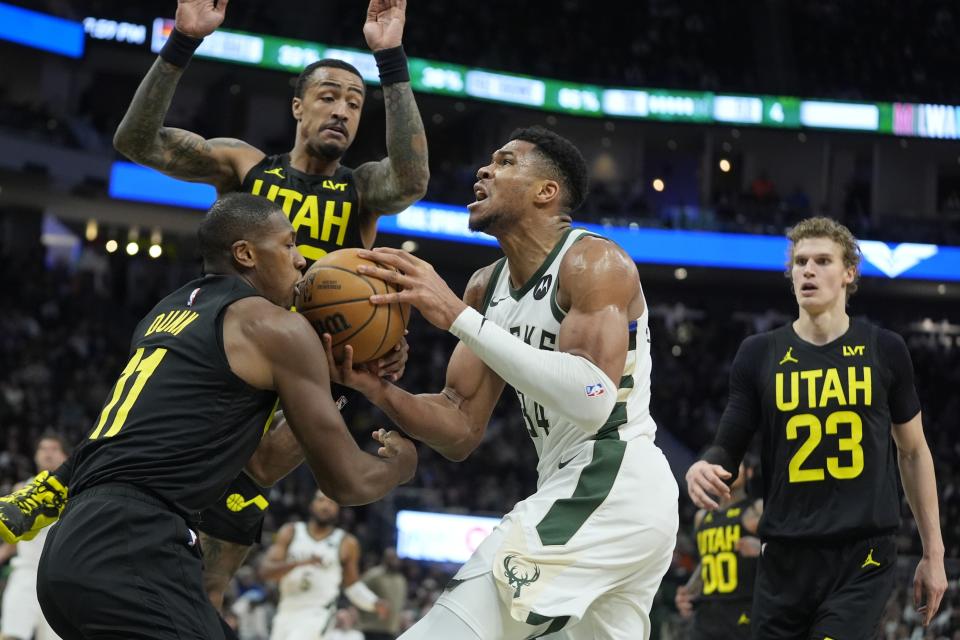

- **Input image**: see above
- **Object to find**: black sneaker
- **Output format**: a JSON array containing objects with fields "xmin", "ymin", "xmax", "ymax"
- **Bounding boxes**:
[{"xmin": 0, "ymin": 470, "xmax": 68, "ymax": 543}]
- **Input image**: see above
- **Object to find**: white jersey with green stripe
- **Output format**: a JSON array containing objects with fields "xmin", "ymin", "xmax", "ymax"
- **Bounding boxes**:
[{"xmin": 480, "ymin": 228, "xmax": 657, "ymax": 482}]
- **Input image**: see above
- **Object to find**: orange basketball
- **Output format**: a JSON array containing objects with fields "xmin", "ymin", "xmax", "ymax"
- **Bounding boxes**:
[{"xmin": 296, "ymin": 248, "xmax": 410, "ymax": 364}]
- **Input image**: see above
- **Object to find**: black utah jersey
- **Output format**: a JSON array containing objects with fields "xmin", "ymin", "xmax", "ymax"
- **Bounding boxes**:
[
  {"xmin": 695, "ymin": 498, "xmax": 758, "ymax": 602},
  {"xmin": 240, "ymin": 153, "xmax": 365, "ymax": 263},
  {"xmin": 715, "ymin": 319, "xmax": 921, "ymax": 541},
  {"xmin": 70, "ymin": 275, "xmax": 278, "ymax": 516}
]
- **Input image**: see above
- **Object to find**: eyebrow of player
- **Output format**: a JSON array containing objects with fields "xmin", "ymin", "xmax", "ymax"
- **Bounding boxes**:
[
  {"xmin": 492, "ymin": 149, "xmax": 516, "ymax": 162},
  {"xmin": 316, "ymin": 80, "xmax": 365, "ymax": 97},
  {"xmin": 795, "ymin": 251, "xmax": 835, "ymax": 260}
]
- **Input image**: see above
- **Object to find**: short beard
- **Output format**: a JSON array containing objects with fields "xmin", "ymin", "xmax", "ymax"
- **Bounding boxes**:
[
  {"xmin": 310, "ymin": 514, "xmax": 337, "ymax": 527},
  {"xmin": 307, "ymin": 139, "xmax": 345, "ymax": 161},
  {"xmin": 468, "ymin": 209, "xmax": 503, "ymax": 233}
]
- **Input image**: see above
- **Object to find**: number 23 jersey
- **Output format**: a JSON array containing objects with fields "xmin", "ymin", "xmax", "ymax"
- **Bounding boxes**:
[{"xmin": 722, "ymin": 319, "xmax": 920, "ymax": 540}]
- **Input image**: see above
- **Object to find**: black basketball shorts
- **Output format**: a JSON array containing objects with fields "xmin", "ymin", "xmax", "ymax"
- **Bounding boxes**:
[
  {"xmin": 37, "ymin": 484, "xmax": 225, "ymax": 640},
  {"xmin": 751, "ymin": 534, "xmax": 896, "ymax": 640}
]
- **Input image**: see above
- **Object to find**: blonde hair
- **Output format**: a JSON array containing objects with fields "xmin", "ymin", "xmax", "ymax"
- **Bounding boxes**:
[{"xmin": 785, "ymin": 217, "xmax": 861, "ymax": 297}]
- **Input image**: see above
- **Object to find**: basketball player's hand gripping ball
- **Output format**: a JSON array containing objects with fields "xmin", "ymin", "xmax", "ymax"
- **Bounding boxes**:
[{"xmin": 356, "ymin": 248, "xmax": 468, "ymax": 331}]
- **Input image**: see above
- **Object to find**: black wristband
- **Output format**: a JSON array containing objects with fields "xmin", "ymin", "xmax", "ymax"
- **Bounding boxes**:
[
  {"xmin": 160, "ymin": 29, "xmax": 203, "ymax": 68},
  {"xmin": 374, "ymin": 45, "xmax": 410, "ymax": 86}
]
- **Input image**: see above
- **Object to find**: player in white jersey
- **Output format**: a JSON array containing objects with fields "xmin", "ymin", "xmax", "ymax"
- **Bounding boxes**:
[
  {"xmin": 260, "ymin": 490, "xmax": 387, "ymax": 640},
  {"xmin": 326, "ymin": 126, "xmax": 679, "ymax": 639},
  {"xmin": 1, "ymin": 434, "xmax": 68, "ymax": 640}
]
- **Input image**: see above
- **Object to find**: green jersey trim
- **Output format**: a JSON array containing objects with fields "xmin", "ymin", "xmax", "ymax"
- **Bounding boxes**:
[
  {"xmin": 509, "ymin": 228, "xmax": 574, "ymax": 301},
  {"xmin": 479, "ymin": 258, "xmax": 507, "ymax": 314},
  {"xmin": 535, "ymin": 439, "xmax": 627, "ymax": 546}
]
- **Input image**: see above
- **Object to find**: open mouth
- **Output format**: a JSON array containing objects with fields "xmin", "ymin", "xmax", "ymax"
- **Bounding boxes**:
[
  {"xmin": 800, "ymin": 282, "xmax": 818, "ymax": 292},
  {"xmin": 473, "ymin": 183, "xmax": 489, "ymax": 202}
]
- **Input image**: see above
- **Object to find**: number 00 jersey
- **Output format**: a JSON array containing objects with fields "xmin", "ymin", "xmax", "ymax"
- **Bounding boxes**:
[
  {"xmin": 240, "ymin": 153, "xmax": 364, "ymax": 263},
  {"xmin": 70, "ymin": 275, "xmax": 278, "ymax": 515},
  {"xmin": 694, "ymin": 499, "xmax": 758, "ymax": 602},
  {"xmin": 479, "ymin": 228, "xmax": 657, "ymax": 479},
  {"xmin": 716, "ymin": 319, "xmax": 921, "ymax": 540}
]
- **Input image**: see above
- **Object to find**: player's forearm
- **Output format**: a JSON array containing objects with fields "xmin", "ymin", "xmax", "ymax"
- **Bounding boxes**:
[
  {"xmin": 684, "ymin": 563, "xmax": 703, "ymax": 597},
  {"xmin": 367, "ymin": 384, "xmax": 479, "ymax": 461},
  {"xmin": 245, "ymin": 417, "xmax": 304, "ymax": 487},
  {"xmin": 702, "ymin": 416, "xmax": 755, "ymax": 480},
  {"xmin": 898, "ymin": 443, "xmax": 945, "ymax": 558},
  {"xmin": 327, "ymin": 452, "xmax": 410, "ymax": 506},
  {"xmin": 449, "ymin": 307, "xmax": 617, "ymax": 434},
  {"xmin": 381, "ymin": 82, "xmax": 429, "ymax": 202},
  {"xmin": 113, "ymin": 59, "xmax": 186, "ymax": 164},
  {"xmin": 259, "ymin": 557, "xmax": 306, "ymax": 581}
]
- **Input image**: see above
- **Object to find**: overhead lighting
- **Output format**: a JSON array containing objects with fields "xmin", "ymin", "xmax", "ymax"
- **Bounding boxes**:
[
  {"xmin": 674, "ymin": 268, "xmax": 688, "ymax": 280},
  {"xmin": 85, "ymin": 219, "xmax": 98, "ymax": 242},
  {"xmin": 652, "ymin": 178, "xmax": 665, "ymax": 192},
  {"xmin": 401, "ymin": 240, "xmax": 418, "ymax": 253},
  {"xmin": 126, "ymin": 241, "xmax": 139, "ymax": 256},
  {"xmin": 718, "ymin": 158, "xmax": 731, "ymax": 173},
  {"xmin": 105, "ymin": 239, "xmax": 118, "ymax": 253},
  {"xmin": 148, "ymin": 244, "xmax": 162, "ymax": 258}
]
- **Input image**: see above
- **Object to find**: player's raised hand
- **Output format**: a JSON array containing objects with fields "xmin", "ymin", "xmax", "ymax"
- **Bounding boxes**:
[
  {"xmin": 685, "ymin": 460, "xmax": 732, "ymax": 510},
  {"xmin": 357, "ymin": 248, "xmax": 467, "ymax": 331},
  {"xmin": 372, "ymin": 428, "xmax": 418, "ymax": 482},
  {"xmin": 175, "ymin": 0, "xmax": 228, "ymax": 38},
  {"xmin": 913, "ymin": 555, "xmax": 947, "ymax": 626},
  {"xmin": 363, "ymin": 0, "xmax": 407, "ymax": 51}
]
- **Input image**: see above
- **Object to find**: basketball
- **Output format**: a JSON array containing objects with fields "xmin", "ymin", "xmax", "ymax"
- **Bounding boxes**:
[{"xmin": 296, "ymin": 248, "xmax": 410, "ymax": 364}]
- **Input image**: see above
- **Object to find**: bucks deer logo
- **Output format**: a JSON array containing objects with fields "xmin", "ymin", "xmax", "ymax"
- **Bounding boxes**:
[{"xmin": 503, "ymin": 555, "xmax": 541, "ymax": 598}]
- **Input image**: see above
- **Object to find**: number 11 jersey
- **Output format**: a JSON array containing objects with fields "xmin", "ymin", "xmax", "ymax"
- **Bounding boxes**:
[{"xmin": 70, "ymin": 275, "xmax": 278, "ymax": 516}]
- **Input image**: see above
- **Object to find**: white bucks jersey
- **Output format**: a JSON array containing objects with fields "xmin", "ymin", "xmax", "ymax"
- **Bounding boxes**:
[
  {"xmin": 480, "ymin": 228, "xmax": 656, "ymax": 481},
  {"xmin": 277, "ymin": 524, "xmax": 345, "ymax": 612}
]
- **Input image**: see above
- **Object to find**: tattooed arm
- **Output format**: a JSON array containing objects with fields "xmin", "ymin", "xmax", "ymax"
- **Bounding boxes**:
[
  {"xmin": 113, "ymin": 2, "xmax": 263, "ymax": 192},
  {"xmin": 199, "ymin": 531, "xmax": 254, "ymax": 611},
  {"xmin": 113, "ymin": 59, "xmax": 263, "ymax": 193},
  {"xmin": 355, "ymin": 0, "xmax": 429, "ymax": 243}
]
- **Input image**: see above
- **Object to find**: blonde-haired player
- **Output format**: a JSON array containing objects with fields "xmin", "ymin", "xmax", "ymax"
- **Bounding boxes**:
[{"xmin": 686, "ymin": 217, "xmax": 946, "ymax": 638}]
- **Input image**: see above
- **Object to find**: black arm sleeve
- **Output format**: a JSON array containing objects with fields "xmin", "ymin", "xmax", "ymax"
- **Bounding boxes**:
[
  {"xmin": 878, "ymin": 329, "xmax": 921, "ymax": 424},
  {"xmin": 704, "ymin": 334, "xmax": 767, "ymax": 478}
]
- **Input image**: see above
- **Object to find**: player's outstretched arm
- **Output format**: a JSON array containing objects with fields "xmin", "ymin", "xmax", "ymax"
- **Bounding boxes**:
[
  {"xmin": 354, "ymin": 0, "xmax": 429, "ymax": 227},
  {"xmin": 324, "ymin": 264, "xmax": 506, "ymax": 461},
  {"xmin": 340, "ymin": 534, "xmax": 386, "ymax": 615},
  {"xmin": 688, "ymin": 337, "xmax": 765, "ymax": 509},
  {"xmin": 354, "ymin": 239, "xmax": 639, "ymax": 435},
  {"xmin": 892, "ymin": 411, "xmax": 947, "ymax": 626},
  {"xmin": 113, "ymin": 0, "xmax": 263, "ymax": 192},
  {"xmin": 258, "ymin": 522, "xmax": 301, "ymax": 581},
  {"xmin": 224, "ymin": 298, "xmax": 416, "ymax": 505}
]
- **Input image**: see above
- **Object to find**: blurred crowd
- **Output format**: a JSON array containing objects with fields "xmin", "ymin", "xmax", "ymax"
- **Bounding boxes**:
[
  {"xmin": 0, "ymin": 235, "xmax": 958, "ymax": 638},
  {"xmin": 4, "ymin": 1, "xmax": 960, "ymax": 247},
  {"xmin": 28, "ymin": 0, "xmax": 960, "ymax": 103}
]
